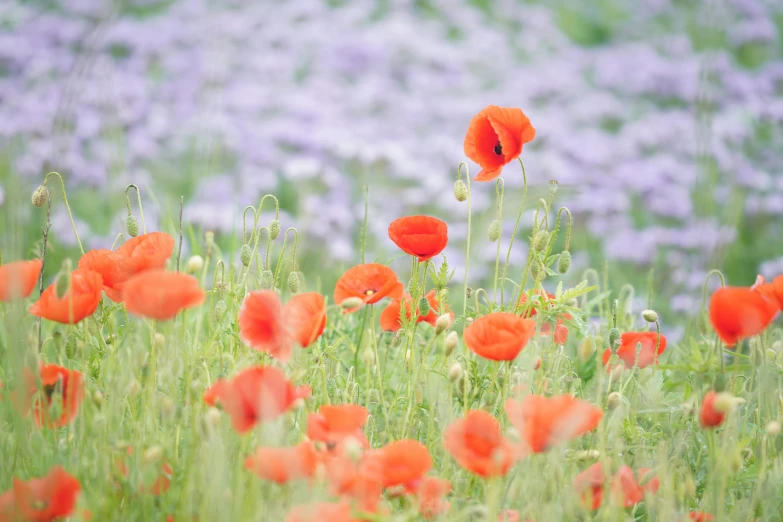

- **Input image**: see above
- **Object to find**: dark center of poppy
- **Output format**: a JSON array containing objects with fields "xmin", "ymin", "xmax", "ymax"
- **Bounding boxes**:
[
  {"xmin": 493, "ymin": 142, "xmax": 503, "ymax": 155},
  {"xmin": 42, "ymin": 383, "xmax": 58, "ymax": 399},
  {"xmin": 31, "ymin": 500, "xmax": 48, "ymax": 511}
]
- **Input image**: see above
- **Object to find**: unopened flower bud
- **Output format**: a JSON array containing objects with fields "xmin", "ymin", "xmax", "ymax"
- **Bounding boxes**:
[
  {"xmin": 269, "ymin": 219, "xmax": 281, "ymax": 240},
  {"xmin": 713, "ymin": 392, "xmax": 745, "ymax": 413},
  {"xmin": 260, "ymin": 270, "xmax": 274, "ymax": 289},
  {"xmin": 287, "ymin": 272, "xmax": 300, "ymax": 293},
  {"xmin": 126, "ymin": 214, "xmax": 139, "ymax": 237},
  {"xmin": 610, "ymin": 364, "xmax": 625, "ymax": 383},
  {"xmin": 240, "ymin": 244, "xmax": 252, "ymax": 267},
  {"xmin": 153, "ymin": 333, "xmax": 165, "ymax": 350},
  {"xmin": 213, "ymin": 300, "xmax": 227, "ymax": 321},
  {"xmin": 186, "ymin": 255, "xmax": 204, "ymax": 274},
  {"xmin": 92, "ymin": 391, "xmax": 104, "ymax": 406},
  {"xmin": 361, "ymin": 347, "xmax": 375, "ymax": 367},
  {"xmin": 608, "ymin": 328, "xmax": 621, "ymax": 351},
  {"xmin": 466, "ymin": 286, "xmax": 473, "ymax": 298},
  {"xmin": 444, "ymin": 331, "xmax": 458, "ymax": 355},
  {"xmin": 65, "ymin": 334, "xmax": 78, "ymax": 359},
  {"xmin": 143, "ymin": 446, "xmax": 163, "ymax": 464},
  {"xmin": 448, "ymin": 362, "xmax": 463, "ymax": 382},
  {"xmin": 55, "ymin": 273, "xmax": 71, "ymax": 300},
  {"xmin": 573, "ymin": 449, "xmax": 600, "ymax": 461},
  {"xmin": 488, "ymin": 220, "xmax": 501, "ymax": 242},
  {"xmin": 454, "ymin": 179, "xmax": 468, "ymax": 202},
  {"xmin": 766, "ymin": 421, "xmax": 781, "ymax": 436},
  {"xmin": 607, "ymin": 392, "xmax": 622, "ymax": 410},
  {"xmin": 435, "ymin": 314, "xmax": 451, "ymax": 334},
  {"xmin": 642, "ymin": 309, "xmax": 659, "ymax": 323},
  {"xmin": 533, "ymin": 231, "xmax": 548, "ymax": 252},
  {"xmin": 32, "ymin": 185, "xmax": 48, "ymax": 208},
  {"xmin": 557, "ymin": 251, "xmax": 571, "ymax": 274},
  {"xmin": 326, "ymin": 379, "xmax": 337, "ymax": 397},
  {"xmin": 343, "ymin": 436, "xmax": 363, "ymax": 462},
  {"xmin": 417, "ymin": 297, "xmax": 430, "ymax": 317},
  {"xmin": 549, "ymin": 179, "xmax": 558, "ymax": 196},
  {"xmin": 578, "ymin": 338, "xmax": 595, "ymax": 361},
  {"xmin": 465, "ymin": 317, "xmax": 473, "ymax": 325},
  {"xmin": 341, "ymin": 297, "xmax": 365, "ymax": 310}
]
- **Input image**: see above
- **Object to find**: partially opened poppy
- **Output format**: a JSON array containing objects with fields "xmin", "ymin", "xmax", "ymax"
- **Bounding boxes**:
[
  {"xmin": 29, "ymin": 268, "xmax": 103, "ymax": 324},
  {"xmin": 26, "ymin": 364, "xmax": 85, "ymax": 428},
  {"xmin": 699, "ymin": 391, "xmax": 725, "ymax": 429},
  {"xmin": 115, "ymin": 232, "xmax": 175, "ymax": 273},
  {"xmin": 388, "ymin": 216, "xmax": 448, "ymax": 262},
  {"xmin": 239, "ymin": 290, "xmax": 291, "ymax": 361},
  {"xmin": 0, "ymin": 466, "xmax": 81, "ymax": 522},
  {"xmin": 464, "ymin": 312, "xmax": 536, "ymax": 361},
  {"xmin": 334, "ymin": 264, "xmax": 403, "ymax": 313},
  {"xmin": 78, "ymin": 249, "xmax": 132, "ymax": 302},
  {"xmin": 443, "ymin": 410, "xmax": 516, "ymax": 477},
  {"xmin": 416, "ymin": 477, "xmax": 451, "ymax": 519},
  {"xmin": 116, "ymin": 447, "xmax": 173, "ymax": 495},
  {"xmin": 708, "ymin": 286, "xmax": 778, "ymax": 346},
  {"xmin": 122, "ymin": 270, "xmax": 205, "ymax": 320},
  {"xmin": 286, "ymin": 500, "xmax": 359, "ymax": 522},
  {"xmin": 505, "ymin": 395, "xmax": 603, "ymax": 454},
  {"xmin": 203, "ymin": 366, "xmax": 310, "ymax": 434},
  {"xmin": 601, "ymin": 331, "xmax": 667, "ymax": 369},
  {"xmin": 307, "ymin": 404, "xmax": 369, "ymax": 450},
  {"xmin": 245, "ymin": 441, "xmax": 319, "ymax": 483},
  {"xmin": 463, "ymin": 105, "xmax": 536, "ymax": 182},
  {"xmin": 283, "ymin": 292, "xmax": 327, "ymax": 348},
  {"xmin": 361, "ymin": 439, "xmax": 432, "ymax": 488},
  {"xmin": 0, "ymin": 259, "xmax": 43, "ymax": 301}
]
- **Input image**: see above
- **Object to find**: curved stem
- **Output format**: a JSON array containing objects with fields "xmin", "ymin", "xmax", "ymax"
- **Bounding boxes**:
[
  {"xmin": 701, "ymin": 269, "xmax": 726, "ymax": 312},
  {"xmin": 500, "ymin": 158, "xmax": 528, "ymax": 306},
  {"xmin": 241, "ymin": 205, "xmax": 257, "ymax": 244},
  {"xmin": 124, "ymin": 184, "xmax": 146, "ymax": 235},
  {"xmin": 42, "ymin": 172, "xmax": 83, "ymax": 254},
  {"xmin": 273, "ymin": 228, "xmax": 299, "ymax": 285}
]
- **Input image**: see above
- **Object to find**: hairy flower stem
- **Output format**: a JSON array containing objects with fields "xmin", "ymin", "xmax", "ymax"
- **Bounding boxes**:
[
  {"xmin": 361, "ymin": 185, "xmax": 369, "ymax": 264},
  {"xmin": 238, "ymin": 195, "xmax": 279, "ymax": 290},
  {"xmin": 500, "ymin": 158, "xmax": 528, "ymax": 306},
  {"xmin": 42, "ymin": 172, "xmax": 83, "ymax": 254},
  {"xmin": 37, "ymin": 189, "xmax": 52, "ymax": 352},
  {"xmin": 124, "ymin": 184, "xmax": 146, "ymax": 235},
  {"xmin": 492, "ymin": 178, "xmax": 505, "ymax": 305},
  {"xmin": 458, "ymin": 162, "xmax": 472, "ymax": 317}
]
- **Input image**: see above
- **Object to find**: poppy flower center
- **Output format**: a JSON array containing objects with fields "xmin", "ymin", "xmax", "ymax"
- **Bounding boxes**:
[
  {"xmin": 493, "ymin": 142, "xmax": 503, "ymax": 155},
  {"xmin": 42, "ymin": 383, "xmax": 60, "ymax": 399},
  {"xmin": 31, "ymin": 499, "xmax": 48, "ymax": 510},
  {"xmin": 365, "ymin": 290, "xmax": 375, "ymax": 296}
]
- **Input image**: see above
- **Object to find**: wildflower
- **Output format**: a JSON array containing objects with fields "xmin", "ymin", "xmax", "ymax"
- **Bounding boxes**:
[
  {"xmin": 115, "ymin": 232, "xmax": 174, "ymax": 273},
  {"xmin": 444, "ymin": 331, "xmax": 459, "ymax": 355},
  {"xmin": 116, "ymin": 447, "xmax": 173, "ymax": 495},
  {"xmin": 601, "ymin": 332, "xmax": 667, "ymax": 369},
  {"xmin": 239, "ymin": 290, "xmax": 290, "ymax": 360},
  {"xmin": 29, "ymin": 268, "xmax": 102, "ymax": 324},
  {"xmin": 31, "ymin": 185, "xmax": 49, "ymax": 208},
  {"xmin": 504, "ymin": 395, "xmax": 603, "ymax": 454},
  {"xmin": 334, "ymin": 264, "xmax": 403, "ymax": 313},
  {"xmin": 122, "ymin": 270, "xmax": 205, "ymax": 320},
  {"xmin": 463, "ymin": 105, "xmax": 536, "ymax": 182},
  {"xmin": 388, "ymin": 216, "xmax": 448, "ymax": 262},
  {"xmin": 185, "ymin": 255, "xmax": 204, "ymax": 274},
  {"xmin": 755, "ymin": 274, "xmax": 783, "ymax": 309},
  {"xmin": 245, "ymin": 441, "xmax": 319, "ymax": 483},
  {"xmin": 0, "ymin": 259, "xmax": 43, "ymax": 301},
  {"xmin": 416, "ymin": 477, "xmax": 451, "ymax": 519},
  {"xmin": 23, "ymin": 364, "xmax": 84, "ymax": 428},
  {"xmin": 454, "ymin": 179, "xmax": 468, "ymax": 202},
  {"xmin": 699, "ymin": 391, "xmax": 726, "ymax": 429},
  {"xmin": 77, "ymin": 250, "xmax": 132, "ymax": 302},
  {"xmin": 323, "ymin": 451, "xmax": 383, "ymax": 512},
  {"xmin": 307, "ymin": 404, "xmax": 369, "ymax": 451},
  {"xmin": 464, "ymin": 312, "xmax": 536, "ymax": 361},
  {"xmin": 0, "ymin": 466, "xmax": 80, "ymax": 521},
  {"xmin": 518, "ymin": 291, "xmax": 572, "ymax": 344},
  {"xmin": 380, "ymin": 290, "xmax": 452, "ymax": 332},
  {"xmin": 203, "ymin": 366, "xmax": 310, "ymax": 434},
  {"xmin": 361, "ymin": 440, "xmax": 432, "ymax": 488},
  {"xmin": 709, "ymin": 286, "xmax": 778, "ymax": 346},
  {"xmin": 497, "ymin": 510, "xmax": 521, "ymax": 522},
  {"xmin": 687, "ymin": 512, "xmax": 715, "ymax": 522},
  {"xmin": 285, "ymin": 500, "xmax": 359, "ymax": 522},
  {"xmin": 573, "ymin": 463, "xmax": 659, "ymax": 510},
  {"xmin": 443, "ymin": 410, "xmax": 516, "ymax": 477},
  {"xmin": 284, "ymin": 292, "xmax": 327, "ymax": 348}
]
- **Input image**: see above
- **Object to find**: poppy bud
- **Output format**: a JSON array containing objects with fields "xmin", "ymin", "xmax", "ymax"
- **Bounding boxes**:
[
  {"xmin": 269, "ymin": 219, "xmax": 281, "ymax": 240},
  {"xmin": 766, "ymin": 421, "xmax": 782, "ymax": 436},
  {"xmin": 32, "ymin": 185, "xmax": 48, "ymax": 207},
  {"xmin": 444, "ymin": 331, "xmax": 458, "ymax": 356},
  {"xmin": 55, "ymin": 273, "xmax": 71, "ymax": 300},
  {"xmin": 641, "ymin": 309, "xmax": 659, "ymax": 323},
  {"xmin": 608, "ymin": 328, "xmax": 621, "ymax": 351},
  {"xmin": 186, "ymin": 255, "xmax": 204, "ymax": 274},
  {"xmin": 557, "ymin": 251, "xmax": 571, "ymax": 274},
  {"xmin": 549, "ymin": 179, "xmax": 558, "ymax": 196},
  {"xmin": 448, "ymin": 362, "xmax": 463, "ymax": 382},
  {"xmin": 287, "ymin": 272, "xmax": 300, "ymax": 293},
  {"xmin": 713, "ymin": 392, "xmax": 744, "ymax": 413},
  {"xmin": 572, "ymin": 450, "xmax": 600, "ymax": 461},
  {"xmin": 607, "ymin": 392, "xmax": 622, "ymax": 410},
  {"xmin": 610, "ymin": 364, "xmax": 624, "ymax": 383},
  {"xmin": 454, "ymin": 179, "xmax": 468, "ymax": 202},
  {"xmin": 465, "ymin": 317, "xmax": 473, "ymax": 325},
  {"xmin": 341, "ymin": 297, "xmax": 364, "ymax": 310},
  {"xmin": 713, "ymin": 373, "xmax": 726, "ymax": 392},
  {"xmin": 361, "ymin": 346, "xmax": 375, "ymax": 367},
  {"xmin": 533, "ymin": 231, "xmax": 548, "ymax": 252},
  {"xmin": 240, "ymin": 244, "xmax": 252, "ymax": 267},
  {"xmin": 466, "ymin": 286, "xmax": 473, "ymax": 298},
  {"xmin": 435, "ymin": 314, "xmax": 451, "ymax": 334},
  {"xmin": 343, "ymin": 436, "xmax": 364, "ymax": 462},
  {"xmin": 578, "ymin": 338, "xmax": 595, "ymax": 361},
  {"xmin": 260, "ymin": 270, "xmax": 274, "ymax": 289},
  {"xmin": 205, "ymin": 407, "xmax": 221, "ymax": 429},
  {"xmin": 418, "ymin": 296, "xmax": 430, "ymax": 317},
  {"xmin": 488, "ymin": 220, "xmax": 501, "ymax": 242},
  {"xmin": 326, "ymin": 378, "xmax": 337, "ymax": 397},
  {"xmin": 126, "ymin": 214, "xmax": 139, "ymax": 237},
  {"xmin": 533, "ymin": 357, "xmax": 541, "ymax": 370},
  {"xmin": 214, "ymin": 300, "xmax": 227, "ymax": 321},
  {"xmin": 92, "ymin": 390, "xmax": 104, "ymax": 406},
  {"xmin": 65, "ymin": 334, "xmax": 78, "ymax": 359},
  {"xmin": 152, "ymin": 333, "xmax": 164, "ymax": 350}
]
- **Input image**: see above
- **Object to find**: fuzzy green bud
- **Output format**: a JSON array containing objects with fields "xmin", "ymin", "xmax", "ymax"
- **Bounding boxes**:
[
  {"xmin": 533, "ymin": 231, "xmax": 549, "ymax": 252},
  {"xmin": 454, "ymin": 179, "xmax": 468, "ymax": 202},
  {"xmin": 607, "ymin": 392, "xmax": 622, "ymax": 410},
  {"xmin": 126, "ymin": 214, "xmax": 139, "ymax": 237},
  {"xmin": 444, "ymin": 331, "xmax": 458, "ymax": 356},
  {"xmin": 326, "ymin": 378, "xmax": 337, "ymax": 397},
  {"xmin": 240, "ymin": 244, "xmax": 252, "ymax": 267},
  {"xmin": 713, "ymin": 373, "xmax": 726, "ymax": 393},
  {"xmin": 557, "ymin": 251, "xmax": 571, "ymax": 274},
  {"xmin": 214, "ymin": 300, "xmax": 227, "ymax": 321},
  {"xmin": 608, "ymin": 328, "xmax": 621, "ymax": 351},
  {"xmin": 488, "ymin": 220, "xmax": 501, "ymax": 242},
  {"xmin": 260, "ymin": 270, "xmax": 274, "ymax": 289},
  {"xmin": 65, "ymin": 334, "xmax": 78, "ymax": 359},
  {"xmin": 269, "ymin": 219, "xmax": 281, "ymax": 240},
  {"xmin": 55, "ymin": 273, "xmax": 71, "ymax": 300},
  {"xmin": 32, "ymin": 185, "xmax": 48, "ymax": 208},
  {"xmin": 642, "ymin": 309, "xmax": 659, "ymax": 323},
  {"xmin": 448, "ymin": 362, "xmax": 463, "ymax": 382},
  {"xmin": 435, "ymin": 314, "xmax": 451, "ymax": 335},
  {"xmin": 341, "ymin": 296, "xmax": 365, "ymax": 310},
  {"xmin": 287, "ymin": 271, "xmax": 300, "ymax": 293},
  {"xmin": 417, "ymin": 296, "xmax": 430, "ymax": 317},
  {"xmin": 531, "ymin": 261, "xmax": 546, "ymax": 282},
  {"xmin": 186, "ymin": 255, "xmax": 204, "ymax": 274}
]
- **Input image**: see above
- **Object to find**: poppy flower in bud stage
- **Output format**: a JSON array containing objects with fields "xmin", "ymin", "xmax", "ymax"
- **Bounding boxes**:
[
  {"xmin": 463, "ymin": 105, "xmax": 536, "ymax": 182},
  {"xmin": 0, "ymin": 259, "xmax": 43, "ymax": 301},
  {"xmin": 115, "ymin": 232, "xmax": 175, "ymax": 274},
  {"xmin": 573, "ymin": 463, "xmax": 659, "ymax": 510},
  {"xmin": 245, "ymin": 441, "xmax": 319, "ymax": 483},
  {"xmin": 203, "ymin": 366, "xmax": 310, "ymax": 434},
  {"xmin": 116, "ymin": 447, "xmax": 173, "ymax": 495},
  {"xmin": 361, "ymin": 439, "xmax": 432, "ymax": 489},
  {"xmin": 464, "ymin": 312, "xmax": 536, "ymax": 361},
  {"xmin": 307, "ymin": 404, "xmax": 369, "ymax": 451},
  {"xmin": 29, "ymin": 268, "xmax": 103, "ymax": 324},
  {"xmin": 0, "ymin": 466, "xmax": 81, "ymax": 522},
  {"xmin": 708, "ymin": 286, "xmax": 778, "ymax": 346},
  {"xmin": 601, "ymin": 331, "xmax": 667, "ymax": 369},
  {"xmin": 286, "ymin": 500, "xmax": 359, "ymax": 522},
  {"xmin": 283, "ymin": 292, "xmax": 327, "ymax": 348},
  {"xmin": 505, "ymin": 395, "xmax": 602, "ymax": 454},
  {"xmin": 122, "ymin": 270, "xmax": 205, "ymax": 320},
  {"xmin": 416, "ymin": 477, "xmax": 451, "ymax": 519},
  {"xmin": 387, "ymin": 216, "xmax": 448, "ymax": 262},
  {"xmin": 25, "ymin": 364, "xmax": 85, "ymax": 428},
  {"xmin": 380, "ymin": 290, "xmax": 453, "ymax": 333},
  {"xmin": 518, "ymin": 291, "xmax": 572, "ymax": 345},
  {"xmin": 443, "ymin": 410, "xmax": 516, "ymax": 477},
  {"xmin": 699, "ymin": 391, "xmax": 725, "ymax": 429},
  {"xmin": 334, "ymin": 263, "xmax": 404, "ymax": 313}
]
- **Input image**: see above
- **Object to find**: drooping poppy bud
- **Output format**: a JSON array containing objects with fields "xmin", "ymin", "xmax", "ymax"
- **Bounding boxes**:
[
  {"xmin": 32, "ymin": 185, "xmax": 49, "ymax": 207},
  {"xmin": 488, "ymin": 220, "xmax": 501, "ymax": 242},
  {"xmin": 269, "ymin": 220, "xmax": 281, "ymax": 240},
  {"xmin": 454, "ymin": 180, "xmax": 468, "ymax": 202},
  {"xmin": 288, "ymin": 272, "xmax": 300, "ymax": 293},
  {"xmin": 240, "ymin": 244, "xmax": 252, "ymax": 267},
  {"xmin": 558, "ymin": 251, "xmax": 571, "ymax": 274},
  {"xmin": 261, "ymin": 270, "xmax": 274, "ymax": 289},
  {"xmin": 126, "ymin": 215, "xmax": 139, "ymax": 237}
]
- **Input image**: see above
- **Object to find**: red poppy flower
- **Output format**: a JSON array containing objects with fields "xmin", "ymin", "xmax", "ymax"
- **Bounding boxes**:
[
  {"xmin": 601, "ymin": 331, "xmax": 667, "ymax": 369},
  {"xmin": 688, "ymin": 513, "xmax": 715, "ymax": 522},
  {"xmin": 463, "ymin": 105, "xmax": 536, "ymax": 182},
  {"xmin": 115, "ymin": 232, "xmax": 175, "ymax": 273},
  {"xmin": 0, "ymin": 259, "xmax": 43, "ymax": 302},
  {"xmin": 25, "ymin": 364, "xmax": 85, "ymax": 428},
  {"xmin": 245, "ymin": 441, "xmax": 319, "ymax": 484},
  {"xmin": 0, "ymin": 466, "xmax": 80, "ymax": 522},
  {"xmin": 323, "ymin": 452, "xmax": 383, "ymax": 513},
  {"xmin": 307, "ymin": 404, "xmax": 369, "ymax": 450},
  {"xmin": 416, "ymin": 477, "xmax": 451, "ymax": 519},
  {"xmin": 380, "ymin": 290, "xmax": 452, "ymax": 333},
  {"xmin": 756, "ymin": 275, "xmax": 783, "ymax": 309},
  {"xmin": 122, "ymin": 270, "xmax": 204, "ymax": 320},
  {"xmin": 203, "ymin": 366, "xmax": 310, "ymax": 433},
  {"xmin": 361, "ymin": 440, "xmax": 432, "ymax": 488},
  {"xmin": 29, "ymin": 268, "xmax": 103, "ymax": 324},
  {"xmin": 708, "ymin": 286, "xmax": 778, "ymax": 346},
  {"xmin": 334, "ymin": 264, "xmax": 404, "ymax": 313},
  {"xmin": 78, "ymin": 249, "xmax": 133, "ymax": 302},
  {"xmin": 283, "ymin": 292, "xmax": 327, "ymax": 348},
  {"xmin": 700, "ymin": 391, "xmax": 725, "ymax": 429},
  {"xmin": 387, "ymin": 216, "xmax": 448, "ymax": 262},
  {"xmin": 116, "ymin": 447, "xmax": 173, "ymax": 495},
  {"xmin": 286, "ymin": 500, "xmax": 359, "ymax": 522},
  {"xmin": 497, "ymin": 510, "xmax": 521, "ymax": 522},
  {"xmin": 464, "ymin": 312, "xmax": 536, "ymax": 361},
  {"xmin": 505, "ymin": 395, "xmax": 602, "ymax": 454},
  {"xmin": 443, "ymin": 410, "xmax": 516, "ymax": 477},
  {"xmin": 239, "ymin": 290, "xmax": 291, "ymax": 361},
  {"xmin": 574, "ymin": 463, "xmax": 659, "ymax": 510}
]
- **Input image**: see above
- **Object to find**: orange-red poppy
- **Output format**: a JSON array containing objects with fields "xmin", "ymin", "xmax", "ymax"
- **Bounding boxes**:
[
  {"xmin": 115, "ymin": 232, "xmax": 175, "ymax": 273},
  {"xmin": 116, "ymin": 447, "xmax": 173, "ymax": 495},
  {"xmin": 505, "ymin": 395, "xmax": 602, "ymax": 454},
  {"xmin": 323, "ymin": 451, "xmax": 383, "ymax": 513},
  {"xmin": 380, "ymin": 290, "xmax": 452, "ymax": 333},
  {"xmin": 756, "ymin": 275, "xmax": 783, "ymax": 309},
  {"xmin": 0, "ymin": 259, "xmax": 43, "ymax": 302},
  {"xmin": 25, "ymin": 364, "xmax": 85, "ymax": 428},
  {"xmin": 463, "ymin": 105, "xmax": 536, "ymax": 182},
  {"xmin": 284, "ymin": 292, "xmax": 327, "ymax": 348},
  {"xmin": 708, "ymin": 286, "xmax": 778, "ymax": 346},
  {"xmin": 518, "ymin": 291, "xmax": 572, "ymax": 345},
  {"xmin": 245, "ymin": 441, "xmax": 319, "ymax": 484},
  {"xmin": 443, "ymin": 410, "xmax": 516, "ymax": 477},
  {"xmin": 361, "ymin": 439, "xmax": 432, "ymax": 488},
  {"xmin": 464, "ymin": 312, "xmax": 536, "ymax": 361},
  {"xmin": 699, "ymin": 391, "xmax": 725, "ymax": 429},
  {"xmin": 387, "ymin": 216, "xmax": 448, "ymax": 262},
  {"xmin": 0, "ymin": 466, "xmax": 80, "ymax": 522},
  {"xmin": 416, "ymin": 477, "xmax": 451, "ymax": 519},
  {"xmin": 334, "ymin": 264, "xmax": 404, "ymax": 313},
  {"xmin": 497, "ymin": 510, "xmax": 521, "ymax": 522},
  {"xmin": 122, "ymin": 270, "xmax": 205, "ymax": 320},
  {"xmin": 574, "ymin": 463, "xmax": 659, "ymax": 510},
  {"xmin": 688, "ymin": 513, "xmax": 715, "ymax": 522},
  {"xmin": 601, "ymin": 331, "xmax": 667, "ymax": 369},
  {"xmin": 203, "ymin": 366, "xmax": 310, "ymax": 434},
  {"xmin": 78, "ymin": 249, "xmax": 132, "ymax": 302},
  {"xmin": 239, "ymin": 290, "xmax": 291, "ymax": 361},
  {"xmin": 286, "ymin": 500, "xmax": 359, "ymax": 522},
  {"xmin": 307, "ymin": 404, "xmax": 369, "ymax": 450},
  {"xmin": 29, "ymin": 268, "xmax": 103, "ymax": 324}
]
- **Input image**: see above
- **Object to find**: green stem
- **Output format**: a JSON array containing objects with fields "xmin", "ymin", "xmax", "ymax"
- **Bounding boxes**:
[
  {"xmin": 492, "ymin": 178, "xmax": 505, "ymax": 305},
  {"xmin": 124, "ymin": 184, "xmax": 146, "ymax": 235},
  {"xmin": 42, "ymin": 172, "xmax": 84, "ymax": 254},
  {"xmin": 500, "ymin": 159, "xmax": 528, "ymax": 306}
]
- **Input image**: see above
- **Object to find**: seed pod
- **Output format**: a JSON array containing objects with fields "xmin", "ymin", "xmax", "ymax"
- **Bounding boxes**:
[
  {"xmin": 269, "ymin": 219, "xmax": 281, "ymax": 240},
  {"xmin": 488, "ymin": 220, "xmax": 501, "ymax": 242},
  {"xmin": 260, "ymin": 270, "xmax": 274, "ymax": 289},
  {"xmin": 240, "ymin": 244, "xmax": 252, "ymax": 267},
  {"xmin": 557, "ymin": 251, "xmax": 571, "ymax": 274},
  {"xmin": 126, "ymin": 215, "xmax": 139, "ymax": 237},
  {"xmin": 287, "ymin": 272, "xmax": 300, "ymax": 293},
  {"xmin": 454, "ymin": 180, "xmax": 468, "ymax": 202},
  {"xmin": 32, "ymin": 185, "xmax": 48, "ymax": 208}
]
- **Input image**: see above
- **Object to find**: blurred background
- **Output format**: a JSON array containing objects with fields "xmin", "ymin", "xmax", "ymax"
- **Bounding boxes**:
[{"xmin": 1, "ymin": 0, "xmax": 783, "ymax": 324}]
